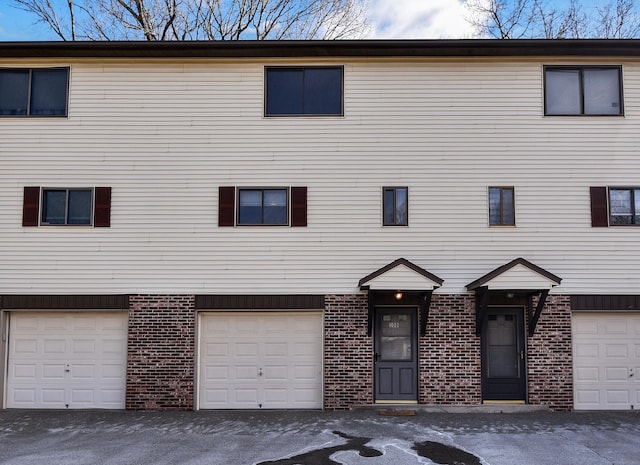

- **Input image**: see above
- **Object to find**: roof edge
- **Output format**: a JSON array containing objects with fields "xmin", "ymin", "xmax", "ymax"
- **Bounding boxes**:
[
  {"xmin": 1, "ymin": 39, "xmax": 640, "ymax": 59},
  {"xmin": 466, "ymin": 257, "xmax": 562, "ymax": 291}
]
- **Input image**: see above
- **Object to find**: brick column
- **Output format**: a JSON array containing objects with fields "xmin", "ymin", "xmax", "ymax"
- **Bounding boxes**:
[
  {"xmin": 420, "ymin": 294, "xmax": 482, "ymax": 404},
  {"xmin": 527, "ymin": 294, "xmax": 573, "ymax": 411},
  {"xmin": 126, "ymin": 294, "xmax": 195, "ymax": 410},
  {"xmin": 324, "ymin": 294, "xmax": 373, "ymax": 410}
]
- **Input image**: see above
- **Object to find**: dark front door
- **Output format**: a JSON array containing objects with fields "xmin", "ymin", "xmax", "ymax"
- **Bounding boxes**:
[
  {"xmin": 374, "ymin": 307, "xmax": 418, "ymax": 402},
  {"xmin": 481, "ymin": 308, "xmax": 526, "ymax": 401}
]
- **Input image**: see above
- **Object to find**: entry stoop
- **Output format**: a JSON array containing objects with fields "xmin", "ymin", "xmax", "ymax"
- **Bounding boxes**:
[{"xmin": 352, "ymin": 404, "xmax": 552, "ymax": 414}]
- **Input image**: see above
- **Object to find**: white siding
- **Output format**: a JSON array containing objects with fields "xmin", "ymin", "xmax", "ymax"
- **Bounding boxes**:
[{"xmin": 1, "ymin": 57, "xmax": 640, "ymax": 294}]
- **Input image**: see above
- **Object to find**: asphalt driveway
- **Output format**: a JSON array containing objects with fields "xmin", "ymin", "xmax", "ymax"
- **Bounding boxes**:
[{"xmin": 0, "ymin": 409, "xmax": 638, "ymax": 465}]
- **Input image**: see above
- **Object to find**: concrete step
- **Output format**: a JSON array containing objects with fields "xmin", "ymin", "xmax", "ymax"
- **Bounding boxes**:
[{"xmin": 353, "ymin": 403, "xmax": 551, "ymax": 414}]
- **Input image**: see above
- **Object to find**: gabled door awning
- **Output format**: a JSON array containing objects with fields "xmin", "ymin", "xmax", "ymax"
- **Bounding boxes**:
[
  {"xmin": 466, "ymin": 257, "xmax": 562, "ymax": 336},
  {"xmin": 359, "ymin": 258, "xmax": 443, "ymax": 336}
]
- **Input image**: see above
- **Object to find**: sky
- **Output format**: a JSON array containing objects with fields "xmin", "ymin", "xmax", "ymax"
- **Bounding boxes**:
[{"xmin": 0, "ymin": 0, "xmax": 476, "ymax": 41}]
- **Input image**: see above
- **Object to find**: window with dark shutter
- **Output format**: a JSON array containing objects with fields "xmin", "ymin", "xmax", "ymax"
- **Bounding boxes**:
[
  {"xmin": 21, "ymin": 186, "xmax": 111, "ymax": 227},
  {"xmin": 590, "ymin": 186, "xmax": 609, "ymax": 227}
]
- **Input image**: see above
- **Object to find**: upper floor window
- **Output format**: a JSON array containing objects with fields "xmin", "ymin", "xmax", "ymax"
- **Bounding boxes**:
[
  {"xmin": 239, "ymin": 188, "xmax": 288, "ymax": 225},
  {"xmin": 265, "ymin": 66, "xmax": 343, "ymax": 116},
  {"xmin": 0, "ymin": 68, "xmax": 69, "ymax": 117},
  {"xmin": 218, "ymin": 186, "xmax": 307, "ymax": 227},
  {"xmin": 383, "ymin": 187, "xmax": 408, "ymax": 226},
  {"xmin": 489, "ymin": 186, "xmax": 515, "ymax": 226},
  {"xmin": 22, "ymin": 186, "xmax": 111, "ymax": 227},
  {"xmin": 42, "ymin": 189, "xmax": 92, "ymax": 225},
  {"xmin": 609, "ymin": 188, "xmax": 640, "ymax": 225},
  {"xmin": 544, "ymin": 66, "xmax": 622, "ymax": 116}
]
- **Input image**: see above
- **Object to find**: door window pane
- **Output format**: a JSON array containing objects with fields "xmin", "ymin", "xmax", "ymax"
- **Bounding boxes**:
[
  {"xmin": 380, "ymin": 313, "xmax": 411, "ymax": 361},
  {"xmin": 487, "ymin": 314, "xmax": 518, "ymax": 378}
]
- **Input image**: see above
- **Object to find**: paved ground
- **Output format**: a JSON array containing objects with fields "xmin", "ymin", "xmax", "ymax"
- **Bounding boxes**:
[{"xmin": 0, "ymin": 409, "xmax": 639, "ymax": 465}]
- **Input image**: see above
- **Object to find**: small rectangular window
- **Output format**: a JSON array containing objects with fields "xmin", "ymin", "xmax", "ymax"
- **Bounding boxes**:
[
  {"xmin": 265, "ymin": 67, "xmax": 343, "ymax": 116},
  {"xmin": 0, "ymin": 67, "xmax": 69, "ymax": 117},
  {"xmin": 383, "ymin": 187, "xmax": 408, "ymax": 226},
  {"xmin": 489, "ymin": 187, "xmax": 515, "ymax": 226},
  {"xmin": 238, "ymin": 188, "xmax": 288, "ymax": 225},
  {"xmin": 41, "ymin": 188, "xmax": 93, "ymax": 225},
  {"xmin": 544, "ymin": 66, "xmax": 622, "ymax": 116},
  {"xmin": 609, "ymin": 188, "xmax": 640, "ymax": 225}
]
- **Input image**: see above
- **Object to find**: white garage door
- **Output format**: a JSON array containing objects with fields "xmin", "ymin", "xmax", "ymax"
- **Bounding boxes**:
[
  {"xmin": 573, "ymin": 313, "xmax": 640, "ymax": 410},
  {"xmin": 199, "ymin": 312, "xmax": 323, "ymax": 409},
  {"xmin": 7, "ymin": 312, "xmax": 128, "ymax": 409}
]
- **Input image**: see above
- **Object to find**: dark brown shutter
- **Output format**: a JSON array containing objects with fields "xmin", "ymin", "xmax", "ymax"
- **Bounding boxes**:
[
  {"xmin": 590, "ymin": 186, "xmax": 609, "ymax": 227},
  {"xmin": 219, "ymin": 186, "xmax": 235, "ymax": 227},
  {"xmin": 291, "ymin": 187, "xmax": 307, "ymax": 227},
  {"xmin": 94, "ymin": 187, "xmax": 112, "ymax": 227},
  {"xmin": 22, "ymin": 186, "xmax": 40, "ymax": 227}
]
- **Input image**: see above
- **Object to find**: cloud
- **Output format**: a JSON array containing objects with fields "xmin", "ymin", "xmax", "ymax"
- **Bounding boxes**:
[{"xmin": 367, "ymin": 0, "xmax": 477, "ymax": 39}]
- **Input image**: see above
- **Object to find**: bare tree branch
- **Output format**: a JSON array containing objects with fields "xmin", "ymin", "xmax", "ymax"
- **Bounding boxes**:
[
  {"xmin": 11, "ymin": 0, "xmax": 368, "ymax": 40},
  {"xmin": 465, "ymin": 0, "xmax": 639, "ymax": 39}
]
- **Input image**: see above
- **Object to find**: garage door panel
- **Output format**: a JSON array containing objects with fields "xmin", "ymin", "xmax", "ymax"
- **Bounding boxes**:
[
  {"xmin": 13, "ymin": 363, "xmax": 37, "ymax": 380},
  {"xmin": 42, "ymin": 388, "xmax": 65, "ymax": 405},
  {"xmin": 605, "ymin": 344, "xmax": 628, "ymax": 358},
  {"xmin": 42, "ymin": 364, "xmax": 65, "ymax": 379},
  {"xmin": 199, "ymin": 312, "xmax": 322, "ymax": 409},
  {"xmin": 44, "ymin": 339, "xmax": 66, "ymax": 354},
  {"xmin": 236, "ymin": 366, "xmax": 259, "ymax": 380},
  {"xmin": 573, "ymin": 313, "xmax": 639, "ymax": 410},
  {"xmin": 7, "ymin": 312, "xmax": 127, "ymax": 409},
  {"xmin": 575, "ymin": 343, "xmax": 598, "ymax": 358},
  {"xmin": 236, "ymin": 342, "xmax": 259, "ymax": 356}
]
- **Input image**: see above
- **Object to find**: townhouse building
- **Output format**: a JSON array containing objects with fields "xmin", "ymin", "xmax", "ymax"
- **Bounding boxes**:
[{"xmin": 1, "ymin": 40, "xmax": 639, "ymax": 411}]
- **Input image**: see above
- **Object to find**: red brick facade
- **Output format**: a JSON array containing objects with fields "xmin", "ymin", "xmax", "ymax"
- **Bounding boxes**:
[
  {"xmin": 85, "ymin": 291, "xmax": 573, "ymax": 411},
  {"xmin": 527, "ymin": 294, "xmax": 573, "ymax": 411},
  {"xmin": 126, "ymin": 294, "xmax": 195, "ymax": 410},
  {"xmin": 420, "ymin": 294, "xmax": 482, "ymax": 404},
  {"xmin": 323, "ymin": 293, "xmax": 573, "ymax": 411},
  {"xmin": 323, "ymin": 294, "xmax": 373, "ymax": 410}
]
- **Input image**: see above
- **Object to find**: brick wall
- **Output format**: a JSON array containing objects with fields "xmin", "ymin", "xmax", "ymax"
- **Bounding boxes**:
[
  {"xmin": 127, "ymin": 294, "xmax": 195, "ymax": 410},
  {"xmin": 324, "ymin": 294, "xmax": 373, "ymax": 410},
  {"xmin": 420, "ymin": 294, "xmax": 482, "ymax": 404},
  {"xmin": 527, "ymin": 294, "xmax": 573, "ymax": 411}
]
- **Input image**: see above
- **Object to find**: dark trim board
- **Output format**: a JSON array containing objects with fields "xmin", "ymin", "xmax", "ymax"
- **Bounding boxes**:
[
  {"xmin": 1, "ymin": 295, "xmax": 129, "ymax": 309},
  {"xmin": 195, "ymin": 294, "xmax": 325, "ymax": 310},
  {"xmin": 2, "ymin": 39, "xmax": 640, "ymax": 59},
  {"xmin": 572, "ymin": 295, "xmax": 640, "ymax": 311}
]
